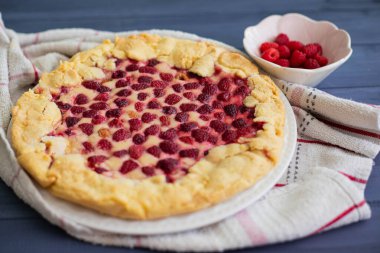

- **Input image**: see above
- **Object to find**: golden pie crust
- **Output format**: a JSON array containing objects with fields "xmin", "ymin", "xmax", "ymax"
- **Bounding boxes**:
[{"xmin": 11, "ymin": 34, "xmax": 284, "ymax": 220}]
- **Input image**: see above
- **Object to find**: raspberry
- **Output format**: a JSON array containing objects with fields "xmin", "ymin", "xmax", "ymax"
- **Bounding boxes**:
[
  {"xmin": 159, "ymin": 116, "xmax": 170, "ymax": 126},
  {"xmin": 202, "ymin": 84, "xmax": 218, "ymax": 95},
  {"xmin": 138, "ymin": 76, "xmax": 153, "ymax": 84},
  {"xmin": 222, "ymin": 130, "xmax": 237, "ymax": 143},
  {"xmin": 165, "ymin": 94, "xmax": 182, "ymax": 105},
  {"xmin": 153, "ymin": 88, "xmax": 165, "ymax": 98},
  {"xmin": 147, "ymin": 146, "xmax": 161, "ymax": 158},
  {"xmin": 70, "ymin": 106, "xmax": 85, "ymax": 114},
  {"xmin": 131, "ymin": 83, "xmax": 149, "ymax": 91},
  {"xmin": 106, "ymin": 108, "xmax": 122, "ymax": 118},
  {"xmin": 141, "ymin": 112, "xmax": 157, "ymax": 123},
  {"xmin": 139, "ymin": 66, "xmax": 156, "ymax": 74},
  {"xmin": 115, "ymin": 79, "xmax": 130, "ymax": 88},
  {"xmin": 147, "ymin": 59, "xmax": 160, "ymax": 67},
  {"xmin": 232, "ymin": 118, "xmax": 247, "ymax": 128},
  {"xmin": 94, "ymin": 167, "xmax": 108, "ymax": 174},
  {"xmin": 191, "ymin": 129, "xmax": 209, "ymax": 143},
  {"xmin": 200, "ymin": 115, "xmax": 210, "ymax": 121},
  {"xmin": 179, "ymin": 136, "xmax": 193, "ymax": 144},
  {"xmin": 82, "ymin": 142, "xmax": 94, "ymax": 152},
  {"xmin": 237, "ymin": 127, "xmax": 253, "ymax": 137},
  {"xmin": 159, "ymin": 128, "xmax": 177, "ymax": 140},
  {"xmin": 261, "ymin": 48, "xmax": 280, "ymax": 62},
  {"xmin": 113, "ymin": 150, "xmax": 128, "ymax": 158},
  {"xmin": 247, "ymin": 110, "xmax": 255, "ymax": 119},
  {"xmin": 65, "ymin": 117, "xmax": 80, "ymax": 127},
  {"xmin": 75, "ymin": 94, "xmax": 89, "ymax": 105},
  {"xmin": 83, "ymin": 110, "xmax": 98, "ymax": 118},
  {"xmin": 82, "ymin": 80, "xmax": 100, "ymax": 90},
  {"xmin": 92, "ymin": 115, "xmax": 106, "ymax": 125},
  {"xmin": 88, "ymin": 155, "xmax": 107, "ymax": 166},
  {"xmin": 128, "ymin": 145, "xmax": 144, "ymax": 159},
  {"xmin": 252, "ymin": 121, "xmax": 265, "ymax": 131},
  {"xmin": 137, "ymin": 92, "xmax": 148, "ymax": 101},
  {"xmin": 97, "ymin": 85, "xmax": 111, "ymax": 93},
  {"xmin": 142, "ymin": 166, "xmax": 155, "ymax": 176},
  {"xmin": 132, "ymin": 133, "xmax": 146, "ymax": 144},
  {"xmin": 116, "ymin": 89, "xmax": 132, "ymax": 97},
  {"xmin": 79, "ymin": 123, "xmax": 94, "ymax": 135},
  {"xmin": 114, "ymin": 98, "xmax": 128, "ymax": 108},
  {"xmin": 180, "ymin": 122, "xmax": 197, "ymax": 132},
  {"xmin": 172, "ymin": 83, "xmax": 184, "ymax": 93},
  {"xmin": 196, "ymin": 104, "xmax": 213, "ymax": 114},
  {"xmin": 183, "ymin": 92, "xmax": 195, "ymax": 100},
  {"xmin": 129, "ymin": 118, "xmax": 142, "ymax": 131},
  {"xmin": 274, "ymin": 33, "xmax": 290, "ymax": 45},
  {"xmin": 212, "ymin": 101, "xmax": 223, "ymax": 109},
  {"xmin": 217, "ymin": 78, "xmax": 232, "ymax": 91},
  {"xmin": 184, "ymin": 82, "xmax": 200, "ymax": 90},
  {"xmin": 126, "ymin": 64, "xmax": 139, "ymax": 72},
  {"xmin": 208, "ymin": 135, "xmax": 218, "ymax": 144},
  {"xmin": 240, "ymin": 105, "xmax": 249, "ymax": 113},
  {"xmin": 108, "ymin": 118, "xmax": 123, "ymax": 128},
  {"xmin": 160, "ymin": 73, "xmax": 174, "ymax": 82},
  {"xmin": 90, "ymin": 102, "xmax": 108, "ymax": 110},
  {"xmin": 162, "ymin": 106, "xmax": 177, "ymax": 115},
  {"xmin": 224, "ymin": 104, "xmax": 238, "ymax": 117},
  {"xmin": 147, "ymin": 100, "xmax": 161, "ymax": 109},
  {"xmin": 217, "ymin": 92, "xmax": 231, "ymax": 102},
  {"xmin": 120, "ymin": 160, "xmax": 139, "ymax": 174},
  {"xmin": 287, "ymin": 41, "xmax": 304, "ymax": 52},
  {"xmin": 159, "ymin": 141, "xmax": 179, "ymax": 154},
  {"xmin": 234, "ymin": 86, "xmax": 250, "ymax": 96},
  {"xmin": 180, "ymin": 103, "xmax": 197, "ymax": 112},
  {"xmin": 197, "ymin": 93, "xmax": 211, "ymax": 103},
  {"xmin": 151, "ymin": 80, "xmax": 168, "ymax": 89},
  {"xmin": 302, "ymin": 43, "xmax": 319, "ymax": 58},
  {"xmin": 135, "ymin": 102, "xmax": 144, "ymax": 112},
  {"xmin": 179, "ymin": 148, "xmax": 199, "ymax": 158},
  {"xmin": 303, "ymin": 58, "xmax": 320, "ymax": 69},
  {"xmin": 290, "ymin": 50, "xmax": 306, "ymax": 67},
  {"xmin": 56, "ymin": 102, "xmax": 71, "ymax": 110},
  {"xmin": 210, "ymin": 120, "xmax": 227, "ymax": 133},
  {"xmin": 259, "ymin": 42, "xmax": 279, "ymax": 53},
  {"xmin": 313, "ymin": 43, "xmax": 323, "ymax": 55},
  {"xmin": 278, "ymin": 45, "xmax": 291, "ymax": 58},
  {"xmin": 175, "ymin": 112, "xmax": 189, "ymax": 122},
  {"xmin": 234, "ymin": 77, "xmax": 247, "ymax": 86},
  {"xmin": 274, "ymin": 58, "xmax": 290, "ymax": 67},
  {"xmin": 95, "ymin": 93, "xmax": 109, "ymax": 101},
  {"xmin": 157, "ymin": 158, "xmax": 178, "ymax": 174},
  {"xmin": 214, "ymin": 112, "xmax": 225, "ymax": 120},
  {"xmin": 112, "ymin": 129, "xmax": 130, "ymax": 141},
  {"xmin": 112, "ymin": 70, "xmax": 126, "ymax": 79},
  {"xmin": 97, "ymin": 139, "xmax": 112, "ymax": 150},
  {"xmin": 315, "ymin": 54, "xmax": 328, "ymax": 67},
  {"xmin": 144, "ymin": 124, "xmax": 160, "ymax": 136}
]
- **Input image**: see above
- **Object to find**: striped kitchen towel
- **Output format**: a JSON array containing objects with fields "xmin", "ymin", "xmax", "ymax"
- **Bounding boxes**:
[{"xmin": 0, "ymin": 16, "xmax": 379, "ymax": 252}]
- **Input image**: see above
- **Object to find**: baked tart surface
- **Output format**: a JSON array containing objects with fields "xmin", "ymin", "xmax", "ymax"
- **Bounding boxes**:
[{"xmin": 11, "ymin": 34, "xmax": 284, "ymax": 219}]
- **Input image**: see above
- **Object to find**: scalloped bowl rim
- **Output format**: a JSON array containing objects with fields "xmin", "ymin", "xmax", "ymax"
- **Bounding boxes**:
[{"xmin": 244, "ymin": 13, "xmax": 353, "ymax": 73}]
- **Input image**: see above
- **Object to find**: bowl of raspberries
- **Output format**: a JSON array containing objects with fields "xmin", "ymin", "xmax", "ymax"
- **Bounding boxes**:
[{"xmin": 243, "ymin": 13, "xmax": 352, "ymax": 87}]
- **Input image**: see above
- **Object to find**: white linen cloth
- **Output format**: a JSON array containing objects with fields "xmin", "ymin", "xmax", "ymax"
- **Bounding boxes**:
[{"xmin": 0, "ymin": 16, "xmax": 379, "ymax": 252}]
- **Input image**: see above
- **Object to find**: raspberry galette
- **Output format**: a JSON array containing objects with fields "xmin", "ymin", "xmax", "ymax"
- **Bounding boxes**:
[{"xmin": 11, "ymin": 34, "xmax": 284, "ymax": 219}]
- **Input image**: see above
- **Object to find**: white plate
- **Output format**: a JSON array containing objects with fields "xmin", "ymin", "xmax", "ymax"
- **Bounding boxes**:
[{"xmin": 9, "ymin": 30, "xmax": 297, "ymax": 235}]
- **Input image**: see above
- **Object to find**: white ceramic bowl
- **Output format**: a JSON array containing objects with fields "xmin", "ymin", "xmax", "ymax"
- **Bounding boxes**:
[{"xmin": 243, "ymin": 13, "xmax": 352, "ymax": 87}]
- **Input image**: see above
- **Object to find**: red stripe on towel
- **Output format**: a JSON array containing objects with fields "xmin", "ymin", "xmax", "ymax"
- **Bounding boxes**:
[
  {"xmin": 339, "ymin": 171, "xmax": 367, "ymax": 184},
  {"xmin": 311, "ymin": 200, "xmax": 366, "ymax": 235}
]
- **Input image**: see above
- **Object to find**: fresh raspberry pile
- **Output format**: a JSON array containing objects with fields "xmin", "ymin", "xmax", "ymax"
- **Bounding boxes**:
[{"xmin": 259, "ymin": 33, "xmax": 328, "ymax": 69}]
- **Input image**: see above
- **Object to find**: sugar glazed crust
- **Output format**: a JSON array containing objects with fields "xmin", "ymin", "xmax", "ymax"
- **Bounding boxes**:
[{"xmin": 11, "ymin": 34, "xmax": 284, "ymax": 219}]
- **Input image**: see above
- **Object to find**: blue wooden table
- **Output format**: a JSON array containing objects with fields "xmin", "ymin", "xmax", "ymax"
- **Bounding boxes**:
[{"xmin": 0, "ymin": 0, "xmax": 379, "ymax": 252}]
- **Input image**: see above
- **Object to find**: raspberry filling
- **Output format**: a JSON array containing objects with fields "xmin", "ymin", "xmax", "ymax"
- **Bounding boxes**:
[{"xmin": 50, "ymin": 58, "xmax": 263, "ymax": 182}]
